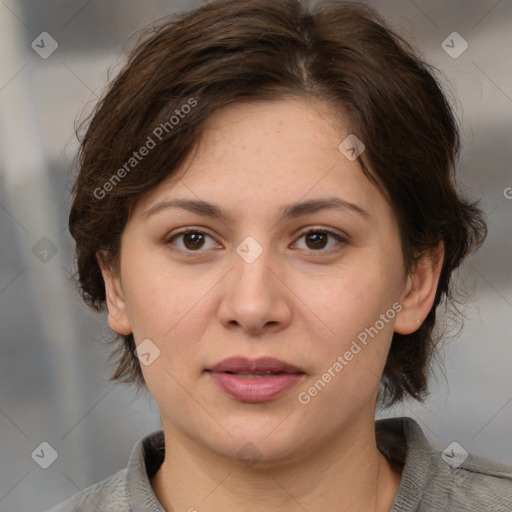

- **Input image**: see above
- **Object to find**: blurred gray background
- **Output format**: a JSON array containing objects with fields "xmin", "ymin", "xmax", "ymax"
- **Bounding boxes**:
[{"xmin": 0, "ymin": 0, "xmax": 510, "ymax": 510}]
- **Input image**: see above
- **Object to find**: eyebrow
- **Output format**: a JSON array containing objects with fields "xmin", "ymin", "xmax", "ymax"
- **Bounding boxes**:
[{"xmin": 143, "ymin": 196, "xmax": 370, "ymax": 222}]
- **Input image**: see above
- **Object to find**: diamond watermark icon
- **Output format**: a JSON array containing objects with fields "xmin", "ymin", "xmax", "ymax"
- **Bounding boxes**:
[
  {"xmin": 236, "ymin": 236, "xmax": 263, "ymax": 264},
  {"xmin": 32, "ymin": 237, "xmax": 58, "ymax": 263},
  {"xmin": 134, "ymin": 338, "xmax": 161, "ymax": 366},
  {"xmin": 442, "ymin": 441, "xmax": 468, "ymax": 469},
  {"xmin": 441, "ymin": 32, "xmax": 468, "ymax": 59},
  {"xmin": 237, "ymin": 442, "xmax": 262, "ymax": 467},
  {"xmin": 338, "ymin": 134, "xmax": 365, "ymax": 161},
  {"xmin": 31, "ymin": 441, "xmax": 59, "ymax": 469},
  {"xmin": 31, "ymin": 32, "xmax": 59, "ymax": 59}
]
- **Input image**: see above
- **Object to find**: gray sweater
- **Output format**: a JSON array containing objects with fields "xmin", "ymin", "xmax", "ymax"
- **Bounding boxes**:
[{"xmin": 47, "ymin": 417, "xmax": 512, "ymax": 511}]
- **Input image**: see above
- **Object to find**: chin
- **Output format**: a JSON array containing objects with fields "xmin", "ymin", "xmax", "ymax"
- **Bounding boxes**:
[
  {"xmin": 198, "ymin": 415, "xmax": 311, "ymax": 467},
  {"xmin": 223, "ymin": 438, "xmax": 303, "ymax": 468}
]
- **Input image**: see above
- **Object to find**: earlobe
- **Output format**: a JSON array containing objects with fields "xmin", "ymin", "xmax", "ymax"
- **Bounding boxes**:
[
  {"xmin": 394, "ymin": 242, "xmax": 444, "ymax": 335},
  {"xmin": 96, "ymin": 252, "xmax": 133, "ymax": 336}
]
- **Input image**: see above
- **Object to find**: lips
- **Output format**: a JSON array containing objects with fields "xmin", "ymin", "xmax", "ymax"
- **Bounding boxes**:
[{"xmin": 206, "ymin": 357, "xmax": 305, "ymax": 403}]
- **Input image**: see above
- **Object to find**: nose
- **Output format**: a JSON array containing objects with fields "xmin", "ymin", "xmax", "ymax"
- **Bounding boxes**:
[{"xmin": 216, "ymin": 244, "xmax": 293, "ymax": 335}]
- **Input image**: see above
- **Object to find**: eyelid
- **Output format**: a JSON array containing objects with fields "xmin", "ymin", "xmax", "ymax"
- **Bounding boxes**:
[{"xmin": 294, "ymin": 225, "xmax": 348, "ymax": 241}]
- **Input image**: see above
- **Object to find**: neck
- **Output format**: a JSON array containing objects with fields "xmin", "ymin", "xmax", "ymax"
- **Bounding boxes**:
[{"xmin": 151, "ymin": 413, "xmax": 402, "ymax": 512}]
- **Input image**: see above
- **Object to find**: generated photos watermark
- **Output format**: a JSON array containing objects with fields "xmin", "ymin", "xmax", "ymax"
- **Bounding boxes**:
[
  {"xmin": 297, "ymin": 302, "xmax": 403, "ymax": 405},
  {"xmin": 93, "ymin": 97, "xmax": 197, "ymax": 200}
]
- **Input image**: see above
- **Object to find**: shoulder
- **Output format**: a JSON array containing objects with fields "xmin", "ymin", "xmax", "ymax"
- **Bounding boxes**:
[
  {"xmin": 443, "ymin": 446, "xmax": 512, "ymax": 512},
  {"xmin": 376, "ymin": 416, "xmax": 512, "ymax": 512},
  {"xmin": 45, "ymin": 469, "xmax": 129, "ymax": 512},
  {"xmin": 45, "ymin": 430, "xmax": 165, "ymax": 512}
]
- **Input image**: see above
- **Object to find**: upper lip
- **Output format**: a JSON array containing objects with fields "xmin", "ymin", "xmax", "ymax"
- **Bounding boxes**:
[{"xmin": 207, "ymin": 357, "xmax": 305, "ymax": 374}]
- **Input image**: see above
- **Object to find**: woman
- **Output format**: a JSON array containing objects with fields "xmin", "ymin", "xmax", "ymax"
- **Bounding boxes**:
[{"xmin": 50, "ymin": 0, "xmax": 512, "ymax": 510}]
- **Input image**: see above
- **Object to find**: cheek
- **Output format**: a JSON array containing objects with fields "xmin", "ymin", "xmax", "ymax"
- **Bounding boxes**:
[
  {"xmin": 296, "ymin": 280, "xmax": 396, "ymax": 416},
  {"xmin": 121, "ymin": 247, "xmax": 218, "ymax": 341},
  {"xmin": 290, "ymin": 256, "xmax": 402, "ymax": 401},
  {"xmin": 128, "ymin": 263, "xmax": 217, "ymax": 416},
  {"xmin": 301, "ymin": 262, "xmax": 400, "ymax": 342}
]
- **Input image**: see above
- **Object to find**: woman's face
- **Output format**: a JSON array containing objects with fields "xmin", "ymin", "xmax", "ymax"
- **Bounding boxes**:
[{"xmin": 105, "ymin": 98, "xmax": 415, "ymax": 464}]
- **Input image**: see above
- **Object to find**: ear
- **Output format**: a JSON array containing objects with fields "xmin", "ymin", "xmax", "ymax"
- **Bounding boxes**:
[
  {"xmin": 96, "ymin": 251, "xmax": 132, "ymax": 336},
  {"xmin": 394, "ymin": 241, "xmax": 444, "ymax": 334}
]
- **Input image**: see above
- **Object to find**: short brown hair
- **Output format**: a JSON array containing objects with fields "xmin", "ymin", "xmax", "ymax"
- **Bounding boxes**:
[{"xmin": 69, "ymin": 0, "xmax": 486, "ymax": 406}]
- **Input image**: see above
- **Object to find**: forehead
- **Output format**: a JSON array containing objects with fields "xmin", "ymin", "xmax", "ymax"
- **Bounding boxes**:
[{"xmin": 132, "ymin": 98, "xmax": 389, "ymax": 222}]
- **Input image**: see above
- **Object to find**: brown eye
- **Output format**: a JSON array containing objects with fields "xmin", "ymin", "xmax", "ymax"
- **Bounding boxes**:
[
  {"xmin": 182, "ymin": 232, "xmax": 205, "ymax": 250},
  {"xmin": 166, "ymin": 230, "xmax": 218, "ymax": 252},
  {"xmin": 305, "ymin": 232, "xmax": 329, "ymax": 250},
  {"xmin": 294, "ymin": 229, "xmax": 346, "ymax": 252}
]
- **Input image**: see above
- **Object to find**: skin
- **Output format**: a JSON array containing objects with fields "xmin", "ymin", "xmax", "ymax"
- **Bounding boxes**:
[{"xmin": 99, "ymin": 98, "xmax": 444, "ymax": 512}]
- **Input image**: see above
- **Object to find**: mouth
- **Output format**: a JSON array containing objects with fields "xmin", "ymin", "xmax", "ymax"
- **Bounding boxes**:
[
  {"xmin": 205, "ymin": 356, "xmax": 305, "ymax": 403},
  {"xmin": 219, "ymin": 372, "xmax": 287, "ymax": 378}
]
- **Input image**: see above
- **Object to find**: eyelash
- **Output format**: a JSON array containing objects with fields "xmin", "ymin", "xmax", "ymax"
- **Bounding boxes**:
[{"xmin": 164, "ymin": 227, "xmax": 348, "ymax": 255}]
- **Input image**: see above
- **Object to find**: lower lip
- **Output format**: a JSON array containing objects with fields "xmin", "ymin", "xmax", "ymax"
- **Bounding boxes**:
[{"xmin": 208, "ymin": 372, "xmax": 304, "ymax": 403}]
